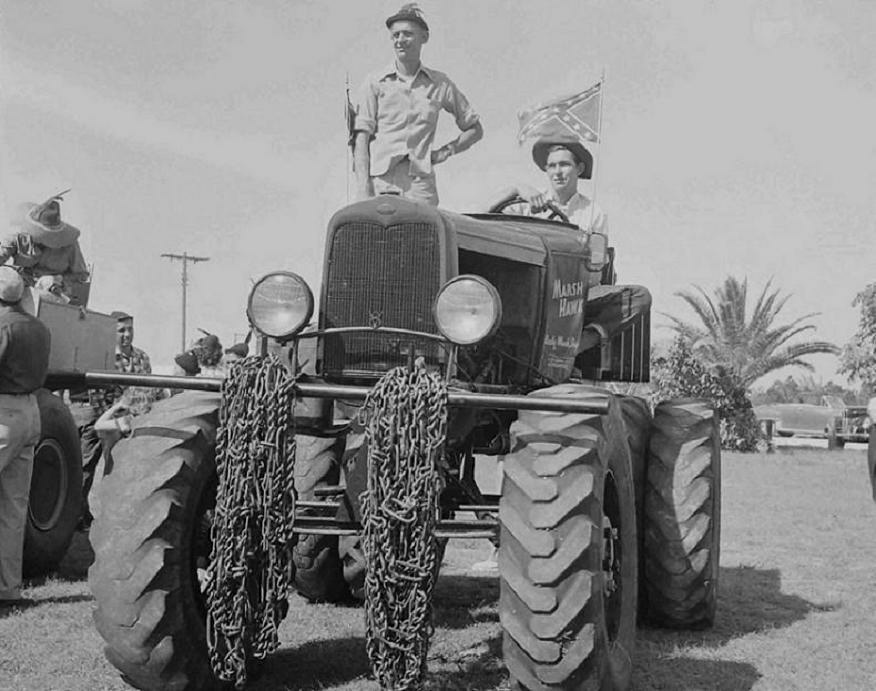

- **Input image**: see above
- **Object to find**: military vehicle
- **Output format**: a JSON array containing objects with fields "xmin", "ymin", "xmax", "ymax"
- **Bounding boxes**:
[{"xmin": 64, "ymin": 195, "xmax": 721, "ymax": 690}]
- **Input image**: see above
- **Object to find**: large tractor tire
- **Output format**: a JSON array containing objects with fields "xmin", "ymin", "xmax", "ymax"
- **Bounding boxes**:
[
  {"xmin": 23, "ymin": 389, "xmax": 83, "ymax": 577},
  {"xmin": 642, "ymin": 399, "xmax": 721, "ymax": 629},
  {"xmin": 292, "ymin": 434, "xmax": 349, "ymax": 602},
  {"xmin": 499, "ymin": 384, "xmax": 637, "ymax": 690},
  {"xmin": 88, "ymin": 392, "xmax": 223, "ymax": 691},
  {"xmin": 337, "ymin": 426, "xmax": 367, "ymax": 600},
  {"xmin": 616, "ymin": 395, "xmax": 652, "ymax": 624}
]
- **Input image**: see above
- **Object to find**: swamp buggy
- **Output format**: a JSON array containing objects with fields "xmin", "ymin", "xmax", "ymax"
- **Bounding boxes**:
[{"xmin": 56, "ymin": 195, "xmax": 722, "ymax": 690}]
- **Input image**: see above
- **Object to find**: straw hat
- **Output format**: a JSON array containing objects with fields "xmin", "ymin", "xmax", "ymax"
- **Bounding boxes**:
[{"xmin": 12, "ymin": 190, "xmax": 80, "ymax": 249}]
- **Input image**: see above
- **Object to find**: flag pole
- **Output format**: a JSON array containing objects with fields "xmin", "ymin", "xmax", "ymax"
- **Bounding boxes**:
[
  {"xmin": 345, "ymin": 73, "xmax": 351, "ymax": 204},
  {"xmin": 588, "ymin": 67, "xmax": 606, "ymax": 232}
]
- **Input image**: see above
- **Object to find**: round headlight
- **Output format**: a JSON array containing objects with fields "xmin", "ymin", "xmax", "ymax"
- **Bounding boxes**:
[
  {"xmin": 433, "ymin": 275, "xmax": 502, "ymax": 345},
  {"xmin": 247, "ymin": 272, "xmax": 313, "ymax": 340}
]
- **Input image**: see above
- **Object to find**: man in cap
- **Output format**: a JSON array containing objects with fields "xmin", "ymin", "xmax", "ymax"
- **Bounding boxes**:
[
  {"xmin": 352, "ymin": 3, "xmax": 483, "ymax": 206},
  {"xmin": 0, "ymin": 267, "xmax": 51, "ymax": 605},
  {"xmin": 80, "ymin": 310, "xmax": 158, "ymax": 526},
  {"xmin": 486, "ymin": 138, "xmax": 608, "ymax": 235},
  {"xmin": 1, "ymin": 191, "xmax": 90, "ymax": 309}
]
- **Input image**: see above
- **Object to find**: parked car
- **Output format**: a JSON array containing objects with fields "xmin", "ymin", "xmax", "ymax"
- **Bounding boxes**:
[{"xmin": 755, "ymin": 395, "xmax": 871, "ymax": 447}]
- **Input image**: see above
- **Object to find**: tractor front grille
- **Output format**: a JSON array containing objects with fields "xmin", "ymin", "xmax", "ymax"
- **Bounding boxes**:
[{"xmin": 322, "ymin": 221, "xmax": 442, "ymax": 379}]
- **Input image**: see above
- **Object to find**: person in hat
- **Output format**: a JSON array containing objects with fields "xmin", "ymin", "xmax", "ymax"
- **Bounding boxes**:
[
  {"xmin": 486, "ymin": 139, "xmax": 608, "ymax": 235},
  {"xmin": 352, "ymin": 3, "xmax": 483, "ymax": 206},
  {"xmin": 0, "ymin": 191, "xmax": 90, "ymax": 308},
  {"xmin": 80, "ymin": 310, "xmax": 160, "ymax": 527},
  {"xmin": 0, "ymin": 266, "xmax": 51, "ymax": 605}
]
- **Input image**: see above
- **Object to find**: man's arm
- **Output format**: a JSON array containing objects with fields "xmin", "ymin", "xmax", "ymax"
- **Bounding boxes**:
[
  {"xmin": 483, "ymin": 183, "xmax": 547, "ymax": 213},
  {"xmin": 432, "ymin": 121, "xmax": 483, "ymax": 165},
  {"xmin": 353, "ymin": 131, "xmax": 374, "ymax": 201}
]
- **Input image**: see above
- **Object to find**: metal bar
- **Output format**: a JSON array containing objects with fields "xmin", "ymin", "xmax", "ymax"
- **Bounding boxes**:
[
  {"xmin": 295, "ymin": 326, "xmax": 447, "ymax": 343},
  {"xmin": 46, "ymin": 372, "xmax": 610, "ymax": 414},
  {"xmin": 296, "ymin": 500, "xmax": 340, "ymax": 511},
  {"xmin": 293, "ymin": 526, "xmax": 497, "ymax": 540},
  {"xmin": 456, "ymin": 504, "xmax": 499, "ymax": 513},
  {"xmin": 293, "ymin": 516, "xmax": 497, "ymax": 530}
]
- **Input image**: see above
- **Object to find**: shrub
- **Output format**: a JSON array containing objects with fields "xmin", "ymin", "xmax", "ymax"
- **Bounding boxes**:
[{"xmin": 652, "ymin": 337, "xmax": 763, "ymax": 452}]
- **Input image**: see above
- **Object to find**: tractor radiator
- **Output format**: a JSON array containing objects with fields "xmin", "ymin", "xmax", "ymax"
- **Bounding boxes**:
[{"xmin": 322, "ymin": 221, "xmax": 442, "ymax": 379}]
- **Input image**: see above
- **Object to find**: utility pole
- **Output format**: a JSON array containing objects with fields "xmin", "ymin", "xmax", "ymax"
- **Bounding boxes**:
[{"xmin": 161, "ymin": 252, "xmax": 210, "ymax": 352}]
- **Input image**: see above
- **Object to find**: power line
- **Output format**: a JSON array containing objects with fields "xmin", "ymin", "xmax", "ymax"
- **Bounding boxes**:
[{"xmin": 161, "ymin": 251, "xmax": 210, "ymax": 353}]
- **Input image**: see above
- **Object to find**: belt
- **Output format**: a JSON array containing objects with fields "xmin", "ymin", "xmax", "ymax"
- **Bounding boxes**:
[{"xmin": 0, "ymin": 391, "xmax": 34, "ymax": 396}]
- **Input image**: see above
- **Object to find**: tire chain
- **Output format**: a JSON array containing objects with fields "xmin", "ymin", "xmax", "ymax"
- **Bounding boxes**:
[
  {"xmin": 206, "ymin": 355, "xmax": 298, "ymax": 689},
  {"xmin": 360, "ymin": 357, "xmax": 447, "ymax": 690}
]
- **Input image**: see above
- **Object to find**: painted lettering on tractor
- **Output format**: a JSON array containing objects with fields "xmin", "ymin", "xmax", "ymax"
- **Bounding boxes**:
[{"xmin": 553, "ymin": 278, "xmax": 586, "ymax": 318}]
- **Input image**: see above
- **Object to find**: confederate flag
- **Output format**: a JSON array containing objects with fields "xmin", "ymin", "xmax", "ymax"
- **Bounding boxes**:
[{"xmin": 517, "ymin": 81, "xmax": 602, "ymax": 145}]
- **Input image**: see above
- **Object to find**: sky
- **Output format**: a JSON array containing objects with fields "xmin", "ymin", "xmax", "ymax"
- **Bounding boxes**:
[{"xmin": 1, "ymin": 0, "xmax": 874, "ymax": 386}]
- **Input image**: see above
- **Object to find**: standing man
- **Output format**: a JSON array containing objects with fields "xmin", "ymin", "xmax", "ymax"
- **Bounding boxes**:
[
  {"xmin": 0, "ymin": 267, "xmax": 51, "ymax": 605},
  {"xmin": 353, "ymin": 3, "xmax": 483, "ymax": 206},
  {"xmin": 80, "ymin": 310, "xmax": 156, "ymax": 526}
]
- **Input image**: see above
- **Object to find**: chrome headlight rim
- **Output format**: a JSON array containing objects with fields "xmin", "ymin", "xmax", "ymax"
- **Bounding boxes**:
[
  {"xmin": 432, "ymin": 274, "xmax": 502, "ymax": 346},
  {"xmin": 246, "ymin": 271, "xmax": 314, "ymax": 341}
]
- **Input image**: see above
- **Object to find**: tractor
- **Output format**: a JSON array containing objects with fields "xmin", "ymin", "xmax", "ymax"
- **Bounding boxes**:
[{"xmin": 64, "ymin": 195, "xmax": 721, "ymax": 690}]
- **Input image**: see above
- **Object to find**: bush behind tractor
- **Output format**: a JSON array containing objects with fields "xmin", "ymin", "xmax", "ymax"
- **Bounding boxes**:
[{"xmin": 55, "ymin": 196, "xmax": 722, "ymax": 690}]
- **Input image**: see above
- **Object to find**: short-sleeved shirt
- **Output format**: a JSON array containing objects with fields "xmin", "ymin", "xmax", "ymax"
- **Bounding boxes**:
[
  {"xmin": 0, "ymin": 233, "xmax": 89, "ymax": 286},
  {"xmin": 354, "ymin": 63, "xmax": 480, "ymax": 177},
  {"xmin": 0, "ymin": 306, "xmax": 51, "ymax": 394}
]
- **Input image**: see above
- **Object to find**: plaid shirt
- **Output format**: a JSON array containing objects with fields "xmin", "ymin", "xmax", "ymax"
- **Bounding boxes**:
[{"xmin": 90, "ymin": 346, "xmax": 156, "ymax": 415}]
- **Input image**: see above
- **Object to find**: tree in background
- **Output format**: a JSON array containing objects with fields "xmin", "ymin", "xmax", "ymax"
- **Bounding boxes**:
[
  {"xmin": 664, "ymin": 276, "xmax": 839, "ymax": 388},
  {"xmin": 652, "ymin": 337, "xmax": 762, "ymax": 451},
  {"xmin": 750, "ymin": 374, "xmax": 861, "ymax": 406},
  {"xmin": 839, "ymin": 283, "xmax": 876, "ymax": 397}
]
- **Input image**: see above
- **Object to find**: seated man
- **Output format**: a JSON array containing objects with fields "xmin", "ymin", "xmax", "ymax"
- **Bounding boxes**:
[
  {"xmin": 488, "ymin": 137, "xmax": 650, "ymax": 359},
  {"xmin": 486, "ymin": 137, "xmax": 607, "ymax": 235},
  {"xmin": 1, "ymin": 191, "xmax": 90, "ymax": 308}
]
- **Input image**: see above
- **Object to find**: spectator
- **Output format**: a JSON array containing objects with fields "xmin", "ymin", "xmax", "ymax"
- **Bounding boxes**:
[{"xmin": 0, "ymin": 267, "xmax": 51, "ymax": 605}]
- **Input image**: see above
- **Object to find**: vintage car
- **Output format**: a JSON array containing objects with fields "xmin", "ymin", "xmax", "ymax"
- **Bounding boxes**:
[{"xmin": 756, "ymin": 395, "xmax": 871, "ymax": 447}]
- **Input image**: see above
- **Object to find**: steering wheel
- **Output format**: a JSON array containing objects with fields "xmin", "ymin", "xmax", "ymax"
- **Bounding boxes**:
[{"xmin": 488, "ymin": 196, "xmax": 570, "ymax": 224}]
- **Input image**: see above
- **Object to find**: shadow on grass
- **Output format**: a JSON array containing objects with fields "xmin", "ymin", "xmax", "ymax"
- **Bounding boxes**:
[
  {"xmin": 249, "ymin": 635, "xmax": 371, "ymax": 690},
  {"xmin": 0, "ymin": 592, "xmax": 92, "ymax": 619},
  {"xmin": 431, "ymin": 573, "xmax": 498, "ymax": 629},
  {"xmin": 635, "ymin": 565, "xmax": 837, "ymax": 690}
]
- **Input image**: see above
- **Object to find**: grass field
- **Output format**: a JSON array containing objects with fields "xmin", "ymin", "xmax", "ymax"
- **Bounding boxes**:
[{"xmin": 2, "ymin": 447, "xmax": 876, "ymax": 690}]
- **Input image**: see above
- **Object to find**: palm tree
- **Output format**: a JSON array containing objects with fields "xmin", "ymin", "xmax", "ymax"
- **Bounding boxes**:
[{"xmin": 665, "ymin": 276, "xmax": 839, "ymax": 388}]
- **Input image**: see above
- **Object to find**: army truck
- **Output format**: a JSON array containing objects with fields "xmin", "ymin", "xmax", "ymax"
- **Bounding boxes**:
[{"xmin": 70, "ymin": 195, "xmax": 721, "ymax": 690}]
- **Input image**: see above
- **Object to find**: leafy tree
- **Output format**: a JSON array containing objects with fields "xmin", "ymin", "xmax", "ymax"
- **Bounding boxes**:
[
  {"xmin": 652, "ymin": 337, "xmax": 762, "ymax": 452},
  {"xmin": 665, "ymin": 276, "xmax": 839, "ymax": 388},
  {"xmin": 839, "ymin": 283, "xmax": 876, "ymax": 394}
]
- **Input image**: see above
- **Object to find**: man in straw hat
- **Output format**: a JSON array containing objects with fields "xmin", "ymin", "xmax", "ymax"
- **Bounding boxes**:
[
  {"xmin": 352, "ymin": 3, "xmax": 483, "ymax": 206},
  {"xmin": 0, "ymin": 267, "xmax": 51, "ymax": 606},
  {"xmin": 0, "ymin": 190, "xmax": 90, "ymax": 309}
]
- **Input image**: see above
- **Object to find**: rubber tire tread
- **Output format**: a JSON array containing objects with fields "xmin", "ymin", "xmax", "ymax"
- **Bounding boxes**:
[
  {"xmin": 292, "ymin": 434, "xmax": 349, "ymax": 602},
  {"xmin": 88, "ymin": 391, "xmax": 223, "ymax": 691},
  {"xmin": 23, "ymin": 389, "xmax": 83, "ymax": 577},
  {"xmin": 616, "ymin": 395, "xmax": 652, "ymax": 624},
  {"xmin": 499, "ymin": 384, "xmax": 637, "ymax": 690},
  {"xmin": 643, "ymin": 398, "xmax": 721, "ymax": 629}
]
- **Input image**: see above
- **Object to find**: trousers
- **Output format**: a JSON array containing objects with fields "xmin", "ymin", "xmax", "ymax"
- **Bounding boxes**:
[
  {"xmin": 0, "ymin": 393, "xmax": 41, "ymax": 597},
  {"xmin": 372, "ymin": 157, "xmax": 439, "ymax": 206}
]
